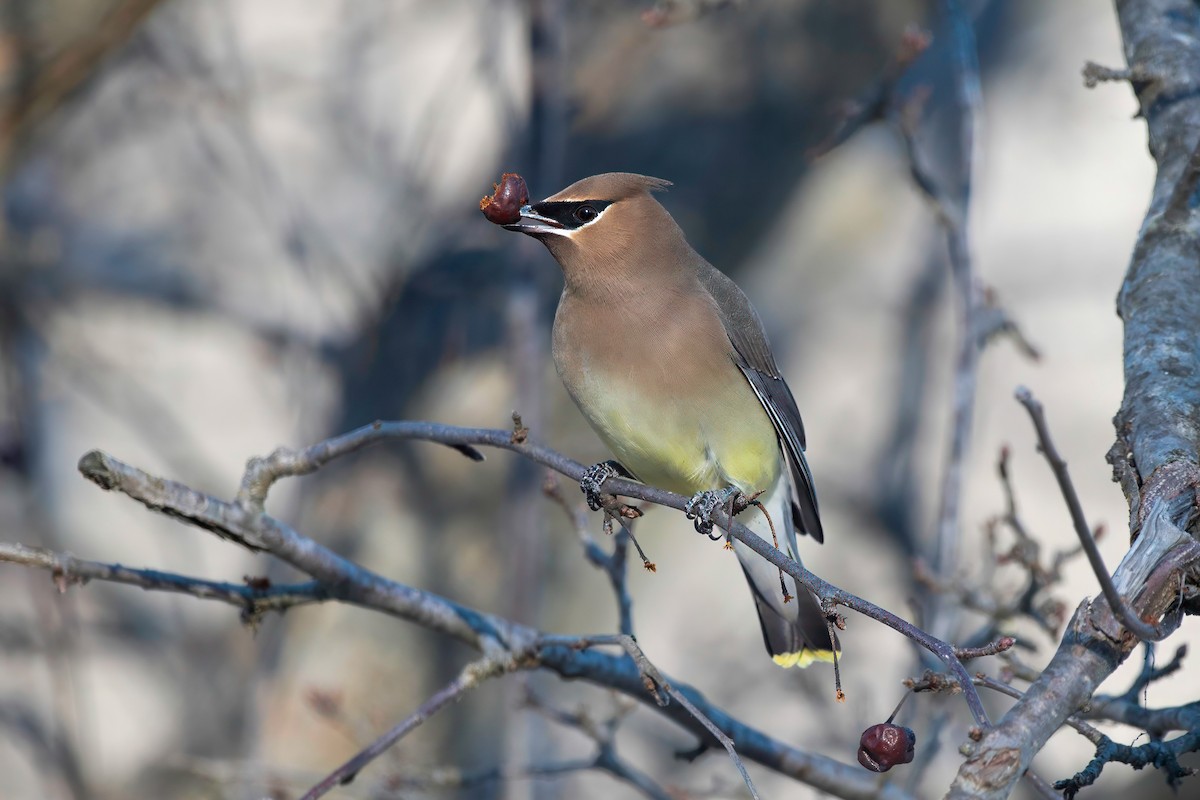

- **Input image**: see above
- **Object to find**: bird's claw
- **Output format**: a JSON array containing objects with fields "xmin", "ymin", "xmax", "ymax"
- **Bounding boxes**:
[
  {"xmin": 685, "ymin": 487, "xmax": 742, "ymax": 540},
  {"xmin": 580, "ymin": 461, "xmax": 623, "ymax": 511}
]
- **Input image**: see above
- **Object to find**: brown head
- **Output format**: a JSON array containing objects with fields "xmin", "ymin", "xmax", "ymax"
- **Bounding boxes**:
[{"xmin": 504, "ymin": 173, "xmax": 694, "ymax": 293}]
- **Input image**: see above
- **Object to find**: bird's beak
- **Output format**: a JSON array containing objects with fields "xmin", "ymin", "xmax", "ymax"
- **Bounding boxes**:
[{"xmin": 503, "ymin": 205, "xmax": 565, "ymax": 236}]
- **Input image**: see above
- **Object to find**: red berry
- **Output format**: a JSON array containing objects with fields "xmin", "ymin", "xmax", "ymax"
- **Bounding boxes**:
[
  {"xmin": 480, "ymin": 172, "xmax": 529, "ymax": 225},
  {"xmin": 857, "ymin": 723, "xmax": 916, "ymax": 772}
]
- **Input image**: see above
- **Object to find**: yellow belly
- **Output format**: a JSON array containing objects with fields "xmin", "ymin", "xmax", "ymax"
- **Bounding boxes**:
[{"xmin": 570, "ymin": 372, "xmax": 781, "ymax": 497}]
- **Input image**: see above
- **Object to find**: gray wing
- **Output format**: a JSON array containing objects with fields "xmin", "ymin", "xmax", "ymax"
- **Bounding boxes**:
[{"xmin": 695, "ymin": 260, "xmax": 825, "ymax": 544}]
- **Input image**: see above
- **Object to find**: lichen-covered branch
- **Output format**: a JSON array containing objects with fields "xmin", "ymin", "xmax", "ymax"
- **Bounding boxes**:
[{"xmin": 1106, "ymin": 0, "xmax": 1200, "ymax": 530}]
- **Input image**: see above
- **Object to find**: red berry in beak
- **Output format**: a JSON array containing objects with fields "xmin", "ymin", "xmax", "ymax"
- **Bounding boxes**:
[{"xmin": 480, "ymin": 172, "xmax": 529, "ymax": 225}]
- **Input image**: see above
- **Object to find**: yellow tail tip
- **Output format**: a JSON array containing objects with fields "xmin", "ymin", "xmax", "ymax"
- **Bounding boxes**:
[{"xmin": 771, "ymin": 649, "xmax": 838, "ymax": 669}]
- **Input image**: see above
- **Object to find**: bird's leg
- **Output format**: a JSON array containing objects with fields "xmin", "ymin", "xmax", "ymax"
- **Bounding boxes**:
[
  {"xmin": 745, "ymin": 497, "xmax": 793, "ymax": 604},
  {"xmin": 579, "ymin": 460, "xmax": 632, "ymax": 511},
  {"xmin": 685, "ymin": 486, "xmax": 743, "ymax": 540}
]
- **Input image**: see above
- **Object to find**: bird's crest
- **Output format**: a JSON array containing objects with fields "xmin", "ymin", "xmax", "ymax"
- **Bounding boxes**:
[{"xmin": 544, "ymin": 173, "xmax": 672, "ymax": 204}]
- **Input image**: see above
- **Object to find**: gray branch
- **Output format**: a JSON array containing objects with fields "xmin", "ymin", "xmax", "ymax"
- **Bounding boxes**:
[
  {"xmin": 947, "ymin": 2, "xmax": 1200, "ymax": 796},
  {"xmin": 0, "ymin": 542, "xmax": 328, "ymax": 621},
  {"xmin": 59, "ymin": 434, "xmax": 913, "ymax": 800}
]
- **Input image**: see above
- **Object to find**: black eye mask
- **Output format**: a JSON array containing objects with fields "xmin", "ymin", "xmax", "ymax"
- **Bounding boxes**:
[{"xmin": 530, "ymin": 200, "xmax": 614, "ymax": 230}]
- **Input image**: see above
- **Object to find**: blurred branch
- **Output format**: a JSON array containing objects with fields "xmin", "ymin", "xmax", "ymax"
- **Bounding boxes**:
[
  {"xmin": 299, "ymin": 684, "xmax": 676, "ymax": 799},
  {"xmin": 0, "ymin": 0, "xmax": 167, "ymax": 170},
  {"xmin": 544, "ymin": 473, "xmax": 635, "ymax": 636},
  {"xmin": 915, "ymin": 445, "xmax": 1078, "ymax": 645},
  {"xmin": 0, "ymin": 542, "xmax": 328, "ymax": 623},
  {"xmin": 874, "ymin": 252, "xmax": 943, "ymax": 555},
  {"xmin": 641, "ymin": 0, "xmax": 746, "ymax": 28},
  {"xmin": 543, "ymin": 633, "xmax": 761, "ymax": 799},
  {"xmin": 299, "ymin": 654, "xmax": 513, "ymax": 800},
  {"xmin": 0, "ymin": 701, "xmax": 88, "ymax": 800},
  {"xmin": 808, "ymin": 24, "xmax": 932, "ymax": 161},
  {"xmin": 57, "ymin": 423, "xmax": 918, "ymax": 799},
  {"xmin": 923, "ymin": 0, "xmax": 983, "ymax": 619}
]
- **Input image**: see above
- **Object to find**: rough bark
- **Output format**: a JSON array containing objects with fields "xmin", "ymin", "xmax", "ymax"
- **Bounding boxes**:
[{"xmin": 947, "ymin": 2, "xmax": 1200, "ymax": 797}]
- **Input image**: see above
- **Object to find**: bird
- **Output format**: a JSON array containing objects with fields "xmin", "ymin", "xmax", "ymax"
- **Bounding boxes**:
[{"xmin": 499, "ymin": 172, "xmax": 835, "ymax": 667}]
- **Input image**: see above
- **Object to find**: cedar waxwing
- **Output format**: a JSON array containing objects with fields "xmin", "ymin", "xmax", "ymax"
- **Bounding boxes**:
[{"xmin": 502, "ymin": 172, "xmax": 835, "ymax": 667}]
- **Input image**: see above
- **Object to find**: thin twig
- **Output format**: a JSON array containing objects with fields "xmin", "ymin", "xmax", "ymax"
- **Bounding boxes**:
[
  {"xmin": 0, "ymin": 542, "xmax": 327, "ymax": 622},
  {"xmin": 299, "ymin": 655, "xmax": 512, "ymax": 800},
  {"xmin": 955, "ymin": 637, "xmax": 1016, "ymax": 661},
  {"xmin": 80, "ymin": 420, "xmax": 992, "ymax": 727},
  {"xmin": 542, "ymin": 634, "xmax": 761, "ymax": 800},
  {"xmin": 1081, "ymin": 60, "xmax": 1142, "ymax": 89},
  {"xmin": 1116, "ymin": 643, "xmax": 1188, "ymax": 704},
  {"xmin": 971, "ymin": 675, "xmax": 1104, "ymax": 745},
  {"xmin": 1015, "ymin": 386, "xmax": 1182, "ymax": 642},
  {"xmin": 70, "ymin": 434, "xmax": 911, "ymax": 799},
  {"xmin": 1022, "ymin": 768, "xmax": 1061, "ymax": 800},
  {"xmin": 907, "ymin": 670, "xmax": 1103, "ymax": 745},
  {"xmin": 808, "ymin": 23, "xmax": 933, "ymax": 160},
  {"xmin": 543, "ymin": 473, "xmax": 635, "ymax": 636},
  {"xmin": 1055, "ymin": 729, "xmax": 1200, "ymax": 796}
]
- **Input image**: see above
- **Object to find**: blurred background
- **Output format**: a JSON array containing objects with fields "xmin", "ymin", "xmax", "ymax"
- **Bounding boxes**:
[{"xmin": 0, "ymin": 1, "xmax": 1193, "ymax": 798}]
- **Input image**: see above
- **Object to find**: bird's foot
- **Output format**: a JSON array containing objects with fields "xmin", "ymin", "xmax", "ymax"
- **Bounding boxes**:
[
  {"xmin": 685, "ymin": 487, "xmax": 743, "ymax": 540},
  {"xmin": 580, "ymin": 460, "xmax": 629, "ymax": 511}
]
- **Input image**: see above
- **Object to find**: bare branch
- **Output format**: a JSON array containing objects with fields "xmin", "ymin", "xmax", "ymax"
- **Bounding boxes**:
[
  {"xmin": 1081, "ymin": 60, "xmax": 1150, "ymax": 89},
  {"xmin": 299, "ymin": 655, "xmax": 513, "ymax": 800},
  {"xmin": 929, "ymin": 0, "xmax": 983, "ymax": 637},
  {"xmin": 80, "ymin": 417, "xmax": 993, "ymax": 727},
  {"xmin": 1113, "ymin": 643, "xmax": 1188, "ymax": 705},
  {"xmin": 905, "ymin": 671, "xmax": 1103, "ymax": 745},
  {"xmin": 542, "ymin": 634, "xmax": 760, "ymax": 799},
  {"xmin": 1105, "ymin": 0, "xmax": 1200, "ymax": 530},
  {"xmin": 69, "ymin": 431, "xmax": 915, "ymax": 799},
  {"xmin": 1016, "ymin": 386, "xmax": 1182, "ymax": 642},
  {"xmin": 0, "ymin": 542, "xmax": 327, "ymax": 622},
  {"xmin": 1054, "ymin": 729, "xmax": 1200, "ymax": 797},
  {"xmin": 954, "ymin": 637, "xmax": 1016, "ymax": 661},
  {"xmin": 808, "ymin": 23, "xmax": 933, "ymax": 160},
  {"xmin": 947, "ymin": 504, "xmax": 1199, "ymax": 799},
  {"xmin": 0, "ymin": 0, "xmax": 169, "ymax": 170},
  {"xmin": 543, "ymin": 473, "xmax": 635, "ymax": 636}
]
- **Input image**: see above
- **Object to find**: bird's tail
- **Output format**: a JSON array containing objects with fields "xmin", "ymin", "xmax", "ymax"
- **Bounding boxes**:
[{"xmin": 731, "ymin": 475, "xmax": 837, "ymax": 668}]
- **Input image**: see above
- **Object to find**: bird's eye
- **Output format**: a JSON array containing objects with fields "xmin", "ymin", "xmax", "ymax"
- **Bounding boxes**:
[{"xmin": 574, "ymin": 204, "xmax": 599, "ymax": 224}]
